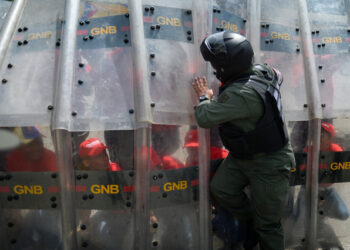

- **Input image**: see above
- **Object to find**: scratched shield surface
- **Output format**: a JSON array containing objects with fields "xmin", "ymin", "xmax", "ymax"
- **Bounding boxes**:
[
  {"xmin": 69, "ymin": 2, "xmax": 136, "ymax": 246},
  {"xmin": 68, "ymin": 0, "xmax": 134, "ymax": 131},
  {"xmin": 311, "ymin": 0, "xmax": 350, "ymax": 237},
  {"xmin": 74, "ymin": 170, "xmax": 135, "ymax": 249},
  {"xmin": 71, "ymin": 129, "xmax": 135, "ymax": 250},
  {"xmin": 0, "ymin": 126, "xmax": 62, "ymax": 250},
  {"xmin": 306, "ymin": 0, "xmax": 350, "ymax": 119},
  {"xmin": 308, "ymin": 2, "xmax": 350, "ymax": 246},
  {"xmin": 142, "ymin": 0, "xmax": 197, "ymax": 126},
  {"xmin": 148, "ymin": 124, "xmax": 200, "ymax": 250},
  {"xmin": 317, "ymin": 122, "xmax": 350, "ymax": 250},
  {"xmin": 0, "ymin": 0, "xmax": 64, "ymax": 127},
  {"xmin": 286, "ymin": 119, "xmax": 350, "ymax": 249},
  {"xmin": 259, "ymin": 0, "xmax": 308, "ymax": 122}
]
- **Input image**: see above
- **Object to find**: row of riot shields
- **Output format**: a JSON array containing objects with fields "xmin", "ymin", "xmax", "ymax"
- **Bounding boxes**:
[
  {"xmin": 0, "ymin": 125, "xmax": 205, "ymax": 250},
  {"xmin": 4, "ymin": 123, "xmax": 350, "ymax": 249},
  {"xmin": 1, "ymin": 0, "xmax": 350, "ymax": 249},
  {"xmin": 0, "ymin": 0, "xmax": 209, "ymax": 249}
]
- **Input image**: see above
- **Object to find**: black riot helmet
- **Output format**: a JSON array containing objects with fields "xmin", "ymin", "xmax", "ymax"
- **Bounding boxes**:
[{"xmin": 200, "ymin": 31, "xmax": 254, "ymax": 83}]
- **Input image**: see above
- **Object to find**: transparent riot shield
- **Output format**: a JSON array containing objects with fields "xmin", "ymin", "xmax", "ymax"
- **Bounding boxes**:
[
  {"xmin": 141, "ymin": 0, "xmax": 198, "ymax": 125},
  {"xmin": 0, "ymin": 126, "xmax": 62, "ymax": 250},
  {"xmin": 288, "ymin": 119, "xmax": 350, "ymax": 249},
  {"xmin": 135, "ymin": 0, "xmax": 210, "ymax": 248},
  {"xmin": 148, "ymin": 125, "xmax": 199, "ymax": 249},
  {"xmin": 70, "ymin": 0, "xmax": 134, "ymax": 131},
  {"xmin": 260, "ymin": 0, "xmax": 308, "ymax": 121},
  {"xmin": 285, "ymin": 120, "xmax": 308, "ymax": 249},
  {"xmin": 66, "ymin": 1, "xmax": 141, "ymax": 248},
  {"xmin": 0, "ymin": 1, "xmax": 64, "ymax": 249},
  {"xmin": 72, "ymin": 130, "xmax": 135, "ymax": 249},
  {"xmin": 306, "ymin": 0, "xmax": 350, "ymax": 119},
  {"xmin": 0, "ymin": 0, "xmax": 64, "ymax": 126},
  {"xmin": 305, "ymin": 2, "xmax": 350, "ymax": 247},
  {"xmin": 313, "ymin": 119, "xmax": 350, "ymax": 248}
]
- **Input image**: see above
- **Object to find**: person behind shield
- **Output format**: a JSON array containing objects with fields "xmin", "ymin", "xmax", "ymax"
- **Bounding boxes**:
[
  {"xmin": 78, "ymin": 138, "xmax": 122, "ymax": 171},
  {"xmin": 191, "ymin": 31, "xmax": 295, "ymax": 250},
  {"xmin": 151, "ymin": 124, "xmax": 185, "ymax": 170},
  {"xmin": 184, "ymin": 128, "xmax": 229, "ymax": 168},
  {"xmin": 7, "ymin": 126, "xmax": 57, "ymax": 172},
  {"xmin": 5, "ymin": 127, "xmax": 61, "ymax": 249},
  {"xmin": 292, "ymin": 122, "xmax": 349, "ymax": 249},
  {"xmin": 317, "ymin": 123, "xmax": 349, "ymax": 248}
]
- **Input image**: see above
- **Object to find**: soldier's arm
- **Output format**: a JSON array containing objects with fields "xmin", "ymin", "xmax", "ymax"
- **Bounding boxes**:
[{"xmin": 194, "ymin": 90, "xmax": 250, "ymax": 128}]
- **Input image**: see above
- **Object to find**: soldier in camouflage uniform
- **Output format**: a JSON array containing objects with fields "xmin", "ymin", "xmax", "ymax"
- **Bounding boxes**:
[{"xmin": 192, "ymin": 31, "xmax": 295, "ymax": 250}]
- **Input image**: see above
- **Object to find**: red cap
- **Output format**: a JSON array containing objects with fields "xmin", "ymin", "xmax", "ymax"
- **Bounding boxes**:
[
  {"xmin": 184, "ymin": 129, "xmax": 199, "ymax": 147},
  {"xmin": 79, "ymin": 138, "xmax": 108, "ymax": 158},
  {"xmin": 321, "ymin": 122, "xmax": 335, "ymax": 137}
]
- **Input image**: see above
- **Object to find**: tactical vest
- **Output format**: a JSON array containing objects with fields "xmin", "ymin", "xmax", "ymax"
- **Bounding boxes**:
[{"xmin": 219, "ymin": 64, "xmax": 289, "ymax": 160}]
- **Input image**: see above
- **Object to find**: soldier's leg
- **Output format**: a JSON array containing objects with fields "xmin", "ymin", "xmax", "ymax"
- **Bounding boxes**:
[
  {"xmin": 249, "ymin": 165, "xmax": 290, "ymax": 250},
  {"xmin": 210, "ymin": 154, "xmax": 253, "ymax": 221}
]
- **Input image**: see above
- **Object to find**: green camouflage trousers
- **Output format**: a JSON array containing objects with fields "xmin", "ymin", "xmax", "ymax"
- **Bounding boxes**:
[{"xmin": 210, "ymin": 153, "xmax": 291, "ymax": 250}]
